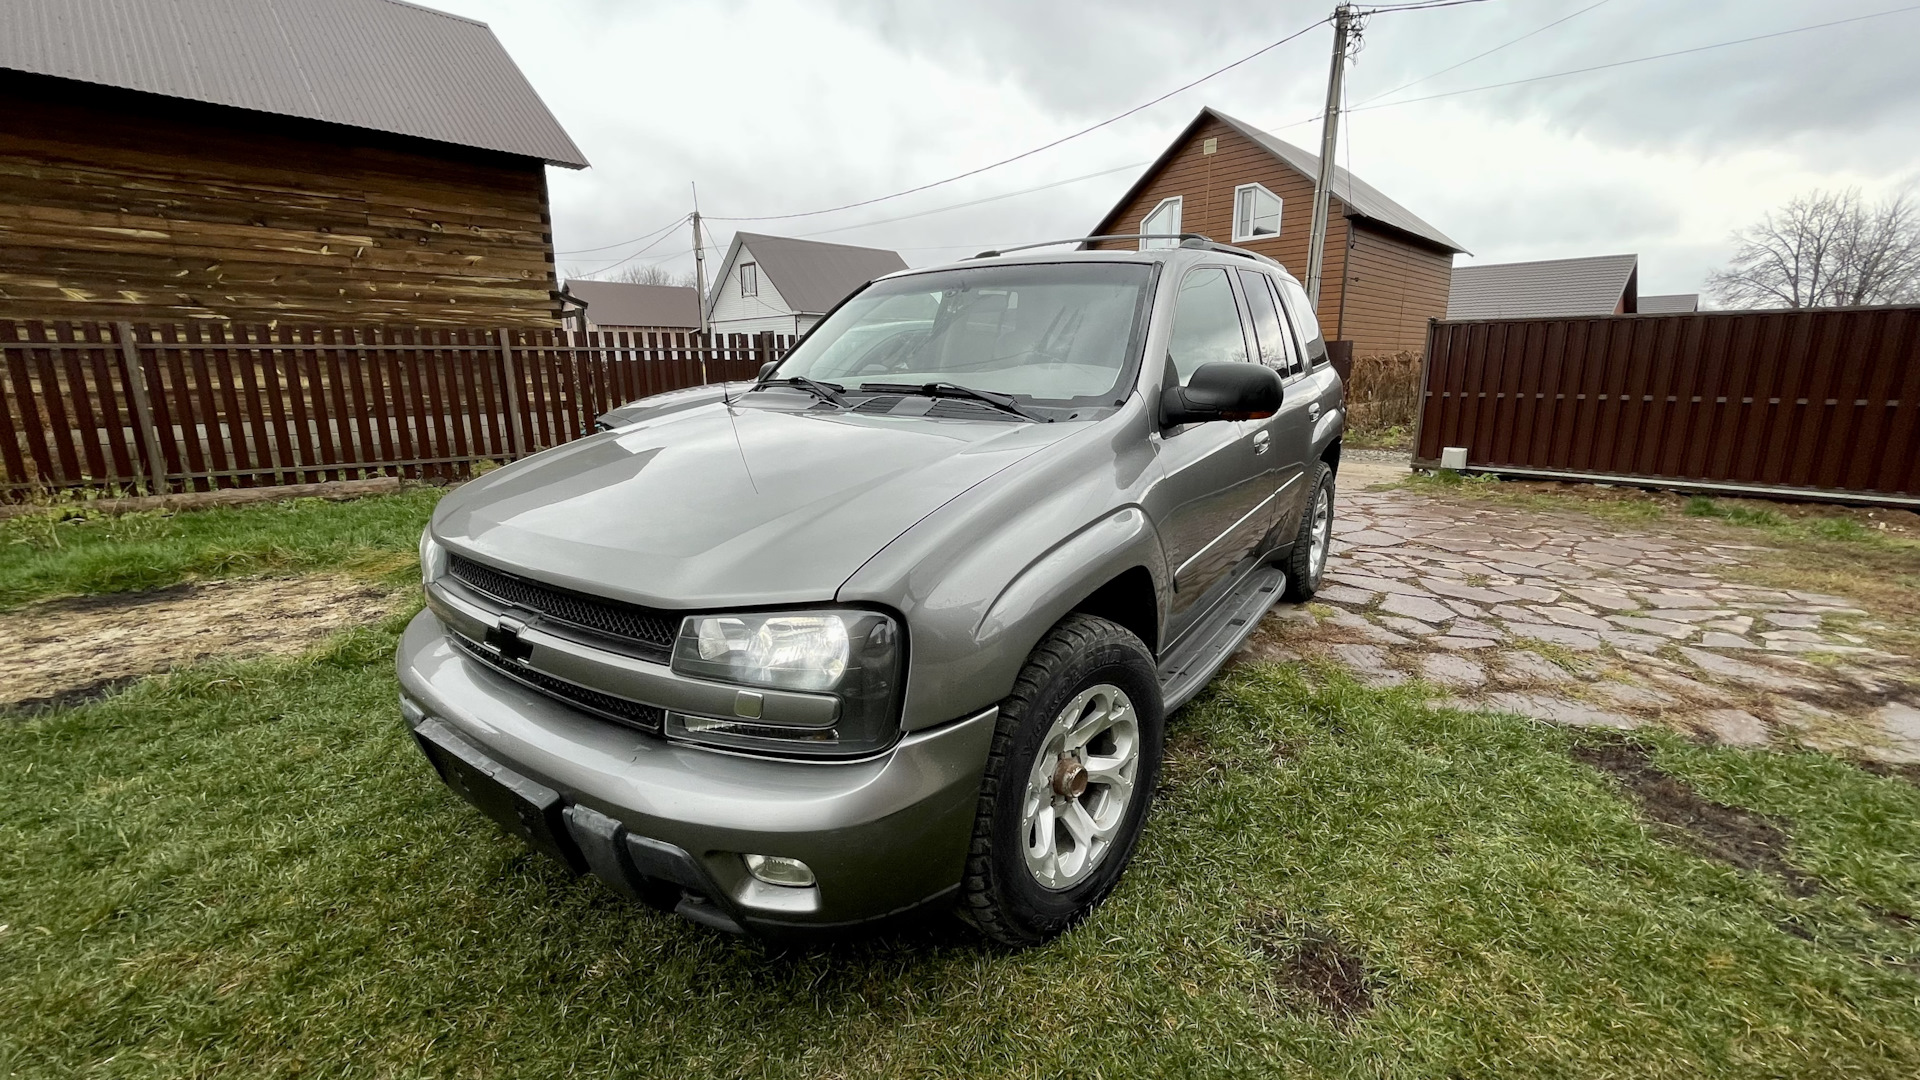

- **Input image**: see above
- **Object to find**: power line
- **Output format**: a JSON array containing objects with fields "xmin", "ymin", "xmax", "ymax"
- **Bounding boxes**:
[
  {"xmin": 704, "ymin": 14, "xmax": 1331, "ymax": 223},
  {"xmin": 554, "ymin": 213, "xmax": 688, "ymax": 256},
  {"xmin": 570, "ymin": 225, "xmax": 689, "ymax": 278},
  {"xmin": 1350, "ymin": 0, "xmax": 1614, "ymax": 108},
  {"xmin": 1353, "ymin": 3, "xmax": 1920, "ymax": 112},
  {"xmin": 1357, "ymin": 0, "xmax": 1501, "ymax": 12},
  {"xmin": 795, "ymin": 161, "xmax": 1149, "ymax": 240}
]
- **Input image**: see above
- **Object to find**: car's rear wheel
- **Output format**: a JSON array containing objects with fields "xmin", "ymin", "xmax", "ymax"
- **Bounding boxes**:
[
  {"xmin": 1282, "ymin": 461, "xmax": 1335, "ymax": 602},
  {"xmin": 962, "ymin": 614, "xmax": 1164, "ymax": 947}
]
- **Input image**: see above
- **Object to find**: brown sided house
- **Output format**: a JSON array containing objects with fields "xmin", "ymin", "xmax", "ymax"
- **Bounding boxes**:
[
  {"xmin": 1088, "ymin": 107, "xmax": 1465, "ymax": 357},
  {"xmin": 0, "ymin": 0, "xmax": 587, "ymax": 326}
]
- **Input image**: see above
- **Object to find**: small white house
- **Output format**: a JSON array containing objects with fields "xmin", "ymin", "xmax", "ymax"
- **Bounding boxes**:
[{"xmin": 705, "ymin": 232, "xmax": 907, "ymax": 336}]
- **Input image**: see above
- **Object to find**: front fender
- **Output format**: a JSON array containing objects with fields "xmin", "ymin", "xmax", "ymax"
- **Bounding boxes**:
[{"xmin": 975, "ymin": 506, "xmax": 1163, "ymax": 657}]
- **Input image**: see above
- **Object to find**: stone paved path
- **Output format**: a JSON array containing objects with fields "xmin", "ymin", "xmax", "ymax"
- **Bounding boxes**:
[{"xmin": 1241, "ymin": 472, "xmax": 1920, "ymax": 763}]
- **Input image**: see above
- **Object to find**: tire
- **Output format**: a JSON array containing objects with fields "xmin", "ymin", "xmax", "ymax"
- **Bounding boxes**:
[
  {"xmin": 961, "ymin": 614, "xmax": 1165, "ymax": 947},
  {"xmin": 1282, "ymin": 461, "xmax": 1335, "ymax": 603}
]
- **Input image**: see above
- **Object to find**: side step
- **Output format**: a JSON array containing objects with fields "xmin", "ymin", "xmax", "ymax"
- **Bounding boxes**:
[{"xmin": 1156, "ymin": 565, "xmax": 1287, "ymax": 712}]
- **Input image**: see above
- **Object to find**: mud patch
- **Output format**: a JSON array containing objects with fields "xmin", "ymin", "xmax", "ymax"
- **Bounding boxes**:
[
  {"xmin": 0, "ymin": 576, "xmax": 400, "ymax": 710},
  {"xmin": 1244, "ymin": 916, "xmax": 1377, "ymax": 1025},
  {"xmin": 1573, "ymin": 741, "xmax": 1820, "ymax": 896},
  {"xmin": 1857, "ymin": 760, "xmax": 1920, "ymax": 787}
]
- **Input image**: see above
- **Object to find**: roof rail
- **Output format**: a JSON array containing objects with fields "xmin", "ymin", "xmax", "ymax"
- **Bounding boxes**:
[
  {"xmin": 969, "ymin": 233, "xmax": 1280, "ymax": 269},
  {"xmin": 970, "ymin": 234, "xmax": 1207, "ymax": 258}
]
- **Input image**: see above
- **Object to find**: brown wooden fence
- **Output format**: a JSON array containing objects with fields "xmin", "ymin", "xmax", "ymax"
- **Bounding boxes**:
[
  {"xmin": 0, "ymin": 321, "xmax": 796, "ymax": 497},
  {"xmin": 1414, "ymin": 305, "xmax": 1920, "ymax": 507}
]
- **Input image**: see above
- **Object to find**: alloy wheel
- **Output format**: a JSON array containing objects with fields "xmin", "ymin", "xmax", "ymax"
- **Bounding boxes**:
[{"xmin": 1021, "ymin": 683, "xmax": 1141, "ymax": 890}]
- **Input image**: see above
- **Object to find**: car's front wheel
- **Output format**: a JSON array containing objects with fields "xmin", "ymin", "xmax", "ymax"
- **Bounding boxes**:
[{"xmin": 961, "ymin": 614, "xmax": 1164, "ymax": 947}]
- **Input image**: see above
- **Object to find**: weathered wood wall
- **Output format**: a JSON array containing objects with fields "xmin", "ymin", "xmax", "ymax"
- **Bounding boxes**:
[
  {"xmin": 1088, "ymin": 113, "xmax": 1454, "ymax": 358},
  {"xmin": 0, "ymin": 71, "xmax": 560, "ymax": 327}
]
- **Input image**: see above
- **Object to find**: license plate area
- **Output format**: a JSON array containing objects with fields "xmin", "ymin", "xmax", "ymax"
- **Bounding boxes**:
[{"xmin": 413, "ymin": 718, "xmax": 587, "ymax": 874}]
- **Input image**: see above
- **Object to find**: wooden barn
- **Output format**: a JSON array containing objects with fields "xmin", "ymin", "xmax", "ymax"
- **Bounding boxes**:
[
  {"xmin": 1089, "ymin": 107, "xmax": 1465, "ymax": 358},
  {"xmin": 0, "ymin": 0, "xmax": 587, "ymax": 327}
]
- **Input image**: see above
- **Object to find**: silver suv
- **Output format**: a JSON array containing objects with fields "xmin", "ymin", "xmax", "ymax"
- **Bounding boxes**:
[{"xmin": 398, "ymin": 236, "xmax": 1345, "ymax": 944}]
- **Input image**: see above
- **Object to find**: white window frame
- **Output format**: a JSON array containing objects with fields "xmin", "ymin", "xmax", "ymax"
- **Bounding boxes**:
[
  {"xmin": 1232, "ymin": 183, "xmax": 1282, "ymax": 242},
  {"xmin": 1138, "ymin": 196, "xmax": 1183, "ymax": 250},
  {"xmin": 739, "ymin": 261, "xmax": 758, "ymax": 298}
]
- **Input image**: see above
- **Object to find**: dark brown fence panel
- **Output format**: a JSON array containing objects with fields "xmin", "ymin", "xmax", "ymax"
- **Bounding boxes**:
[
  {"xmin": 3, "ymin": 319, "xmax": 798, "ymax": 498},
  {"xmin": 1416, "ymin": 306, "xmax": 1920, "ymax": 505}
]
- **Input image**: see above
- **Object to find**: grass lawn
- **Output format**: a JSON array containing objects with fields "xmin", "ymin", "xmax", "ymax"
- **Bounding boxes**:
[
  {"xmin": 0, "ymin": 490, "xmax": 443, "ymax": 610},
  {"xmin": 4, "ymin": 620, "xmax": 1917, "ymax": 1079}
]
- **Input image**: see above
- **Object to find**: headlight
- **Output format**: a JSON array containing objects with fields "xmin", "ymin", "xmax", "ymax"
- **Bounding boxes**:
[
  {"xmin": 670, "ymin": 610, "xmax": 901, "ymax": 757},
  {"xmin": 419, "ymin": 531, "xmax": 446, "ymax": 585}
]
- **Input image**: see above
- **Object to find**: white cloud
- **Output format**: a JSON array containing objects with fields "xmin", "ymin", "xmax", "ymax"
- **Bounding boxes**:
[{"xmin": 432, "ymin": 0, "xmax": 1920, "ymax": 298}]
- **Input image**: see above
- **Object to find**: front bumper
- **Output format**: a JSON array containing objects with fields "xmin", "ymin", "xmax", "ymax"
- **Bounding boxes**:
[{"xmin": 395, "ymin": 610, "xmax": 996, "ymax": 934}]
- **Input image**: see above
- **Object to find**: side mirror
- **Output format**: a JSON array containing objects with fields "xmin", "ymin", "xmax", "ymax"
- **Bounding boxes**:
[
  {"xmin": 1162, "ymin": 362, "xmax": 1283, "ymax": 426},
  {"xmin": 757, "ymin": 360, "xmax": 779, "ymax": 382}
]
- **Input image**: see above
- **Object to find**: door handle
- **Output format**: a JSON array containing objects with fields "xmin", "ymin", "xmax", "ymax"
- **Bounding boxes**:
[{"xmin": 1251, "ymin": 430, "xmax": 1271, "ymax": 455}]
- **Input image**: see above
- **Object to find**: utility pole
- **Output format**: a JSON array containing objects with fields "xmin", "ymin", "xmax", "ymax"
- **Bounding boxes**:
[
  {"xmin": 690, "ymin": 182, "xmax": 711, "ymax": 384},
  {"xmin": 1304, "ymin": 3, "xmax": 1358, "ymax": 308}
]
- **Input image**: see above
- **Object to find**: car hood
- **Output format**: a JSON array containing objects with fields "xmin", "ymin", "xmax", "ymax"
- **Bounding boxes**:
[{"xmin": 433, "ymin": 400, "xmax": 1078, "ymax": 609}]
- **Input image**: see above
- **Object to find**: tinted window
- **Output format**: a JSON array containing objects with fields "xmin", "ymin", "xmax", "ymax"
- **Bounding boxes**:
[
  {"xmin": 1275, "ymin": 278, "xmax": 1328, "ymax": 368},
  {"xmin": 1167, "ymin": 267, "xmax": 1249, "ymax": 385},
  {"xmin": 1237, "ymin": 269, "xmax": 1295, "ymax": 374}
]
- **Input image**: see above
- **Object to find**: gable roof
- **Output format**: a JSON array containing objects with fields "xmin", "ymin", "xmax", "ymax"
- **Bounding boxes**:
[
  {"xmin": 0, "ymin": 0, "xmax": 587, "ymax": 168},
  {"xmin": 1447, "ymin": 254, "xmax": 1640, "ymax": 320},
  {"xmin": 565, "ymin": 280, "xmax": 700, "ymax": 329},
  {"xmin": 706, "ymin": 233, "xmax": 908, "ymax": 319},
  {"xmin": 1639, "ymin": 293, "xmax": 1700, "ymax": 314},
  {"xmin": 1093, "ymin": 106, "xmax": 1465, "ymax": 254}
]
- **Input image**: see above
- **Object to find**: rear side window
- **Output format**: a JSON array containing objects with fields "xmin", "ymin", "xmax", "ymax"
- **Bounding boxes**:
[
  {"xmin": 1236, "ymin": 269, "xmax": 1299, "ymax": 376},
  {"xmin": 1166, "ymin": 267, "xmax": 1249, "ymax": 384},
  {"xmin": 1275, "ymin": 278, "xmax": 1328, "ymax": 368}
]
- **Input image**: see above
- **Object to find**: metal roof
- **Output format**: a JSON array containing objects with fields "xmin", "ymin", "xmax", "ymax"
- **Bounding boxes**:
[
  {"xmin": 1093, "ymin": 107, "xmax": 1466, "ymax": 254},
  {"xmin": 0, "ymin": 0, "xmax": 587, "ymax": 167},
  {"xmin": 565, "ymin": 280, "xmax": 701, "ymax": 329},
  {"xmin": 706, "ymin": 233, "xmax": 908, "ymax": 319},
  {"xmin": 1638, "ymin": 293, "xmax": 1700, "ymax": 314},
  {"xmin": 1447, "ymin": 254, "xmax": 1640, "ymax": 319}
]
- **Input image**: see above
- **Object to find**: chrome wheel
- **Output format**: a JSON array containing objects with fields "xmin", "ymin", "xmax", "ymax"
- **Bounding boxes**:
[{"xmin": 1021, "ymin": 683, "xmax": 1141, "ymax": 891}]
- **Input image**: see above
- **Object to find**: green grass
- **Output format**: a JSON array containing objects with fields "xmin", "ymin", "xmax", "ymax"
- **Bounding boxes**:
[
  {"xmin": 0, "ymin": 490, "xmax": 442, "ymax": 609},
  {"xmin": 5, "ymin": 639, "xmax": 1917, "ymax": 1079}
]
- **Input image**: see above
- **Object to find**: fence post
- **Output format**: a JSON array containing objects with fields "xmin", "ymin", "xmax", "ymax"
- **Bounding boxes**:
[
  {"xmin": 497, "ymin": 328, "xmax": 525, "ymax": 459},
  {"xmin": 114, "ymin": 320, "xmax": 167, "ymax": 495}
]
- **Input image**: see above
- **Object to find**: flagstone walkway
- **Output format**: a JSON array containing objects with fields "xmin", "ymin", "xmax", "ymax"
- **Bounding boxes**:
[{"xmin": 1240, "ymin": 473, "xmax": 1920, "ymax": 763}]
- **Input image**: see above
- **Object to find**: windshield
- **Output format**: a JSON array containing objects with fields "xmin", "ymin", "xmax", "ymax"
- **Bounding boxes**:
[{"xmin": 771, "ymin": 262, "xmax": 1154, "ymax": 408}]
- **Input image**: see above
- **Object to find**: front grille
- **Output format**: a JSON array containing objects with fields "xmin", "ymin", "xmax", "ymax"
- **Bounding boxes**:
[
  {"xmin": 453, "ymin": 632, "xmax": 665, "ymax": 734},
  {"xmin": 448, "ymin": 554, "xmax": 680, "ymax": 659}
]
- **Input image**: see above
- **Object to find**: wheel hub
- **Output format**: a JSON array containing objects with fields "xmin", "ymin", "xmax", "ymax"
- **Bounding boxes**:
[{"xmin": 1052, "ymin": 754, "xmax": 1089, "ymax": 799}]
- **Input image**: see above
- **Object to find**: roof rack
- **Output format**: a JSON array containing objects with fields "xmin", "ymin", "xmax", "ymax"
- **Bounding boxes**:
[{"xmin": 969, "ymin": 234, "xmax": 1280, "ymax": 269}]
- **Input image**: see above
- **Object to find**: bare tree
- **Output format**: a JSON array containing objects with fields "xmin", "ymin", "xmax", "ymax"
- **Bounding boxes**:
[
  {"xmin": 1707, "ymin": 188, "xmax": 1920, "ymax": 309},
  {"xmin": 607, "ymin": 263, "xmax": 699, "ymax": 289}
]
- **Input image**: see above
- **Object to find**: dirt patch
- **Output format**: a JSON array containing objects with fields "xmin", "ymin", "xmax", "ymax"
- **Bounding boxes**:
[
  {"xmin": 1857, "ymin": 760, "xmax": 1920, "ymax": 786},
  {"xmin": 1573, "ymin": 741, "xmax": 1819, "ymax": 896},
  {"xmin": 1244, "ymin": 916, "xmax": 1377, "ymax": 1025},
  {"xmin": 0, "ymin": 576, "xmax": 400, "ymax": 709}
]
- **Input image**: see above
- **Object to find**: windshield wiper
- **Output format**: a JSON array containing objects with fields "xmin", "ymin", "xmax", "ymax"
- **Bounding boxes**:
[
  {"xmin": 752, "ymin": 375, "xmax": 847, "ymax": 407},
  {"xmin": 857, "ymin": 381, "xmax": 1050, "ymax": 423}
]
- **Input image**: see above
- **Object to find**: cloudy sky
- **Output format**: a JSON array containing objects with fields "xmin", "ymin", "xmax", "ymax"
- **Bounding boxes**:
[{"xmin": 432, "ymin": 0, "xmax": 1920, "ymax": 300}]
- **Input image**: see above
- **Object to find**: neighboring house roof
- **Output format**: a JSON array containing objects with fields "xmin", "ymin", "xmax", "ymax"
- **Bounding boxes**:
[
  {"xmin": 0, "ymin": 0, "xmax": 587, "ymax": 168},
  {"xmin": 1093, "ymin": 106, "xmax": 1466, "ymax": 254},
  {"xmin": 1639, "ymin": 293, "xmax": 1700, "ymax": 314},
  {"xmin": 1446, "ymin": 254, "xmax": 1641, "ymax": 319},
  {"xmin": 565, "ymin": 280, "xmax": 700, "ymax": 329},
  {"xmin": 706, "ymin": 232, "xmax": 908, "ymax": 319}
]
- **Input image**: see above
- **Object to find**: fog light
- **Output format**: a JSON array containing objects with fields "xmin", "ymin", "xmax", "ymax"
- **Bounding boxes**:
[{"xmin": 744, "ymin": 854, "xmax": 815, "ymax": 888}]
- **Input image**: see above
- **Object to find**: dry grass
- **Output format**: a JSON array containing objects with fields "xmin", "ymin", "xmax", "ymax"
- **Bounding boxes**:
[{"xmin": 1344, "ymin": 351, "xmax": 1422, "ymax": 450}]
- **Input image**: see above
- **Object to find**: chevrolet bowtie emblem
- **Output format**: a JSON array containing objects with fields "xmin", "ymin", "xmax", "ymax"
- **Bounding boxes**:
[{"xmin": 483, "ymin": 615, "xmax": 533, "ymax": 663}]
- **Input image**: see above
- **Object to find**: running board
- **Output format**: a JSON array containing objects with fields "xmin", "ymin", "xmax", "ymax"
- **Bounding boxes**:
[{"xmin": 1156, "ymin": 565, "xmax": 1287, "ymax": 712}]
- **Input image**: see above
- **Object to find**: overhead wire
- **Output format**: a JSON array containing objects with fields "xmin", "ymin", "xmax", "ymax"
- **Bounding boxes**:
[
  {"xmin": 554, "ymin": 212, "xmax": 688, "ymax": 256},
  {"xmin": 1349, "ymin": 0, "xmax": 1614, "ymax": 108},
  {"xmin": 703, "ymin": 14, "xmax": 1331, "ymax": 223}
]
